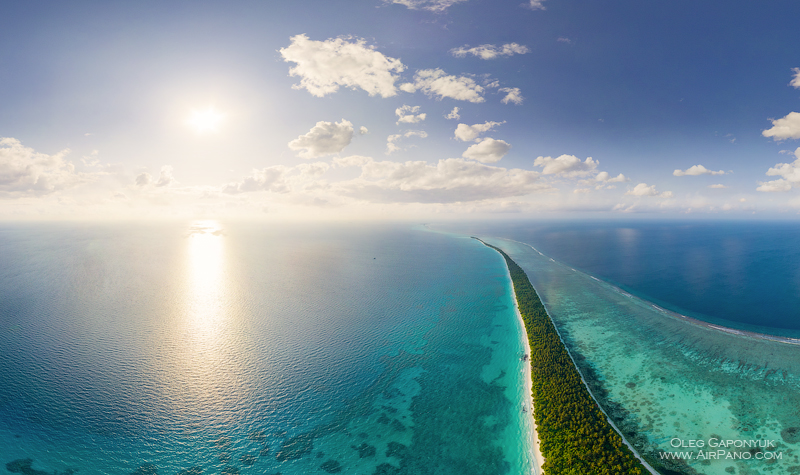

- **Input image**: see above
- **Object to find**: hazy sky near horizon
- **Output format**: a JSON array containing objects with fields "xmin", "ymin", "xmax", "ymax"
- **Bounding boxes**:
[{"xmin": 2, "ymin": 0, "xmax": 800, "ymax": 220}]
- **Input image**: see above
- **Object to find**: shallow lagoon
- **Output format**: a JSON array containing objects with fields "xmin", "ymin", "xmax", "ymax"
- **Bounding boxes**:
[
  {"xmin": 481, "ymin": 235, "xmax": 800, "ymax": 475},
  {"xmin": 0, "ymin": 223, "xmax": 533, "ymax": 475}
]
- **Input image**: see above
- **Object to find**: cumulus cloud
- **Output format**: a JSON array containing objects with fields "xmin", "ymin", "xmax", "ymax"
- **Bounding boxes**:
[
  {"xmin": 499, "ymin": 87, "xmax": 524, "ymax": 105},
  {"xmin": 462, "ymin": 138, "xmax": 511, "ymax": 163},
  {"xmin": 454, "ymin": 121, "xmax": 504, "ymax": 141},
  {"xmin": 154, "ymin": 165, "xmax": 175, "ymax": 187},
  {"xmin": 758, "ymin": 147, "xmax": 800, "ymax": 192},
  {"xmin": 756, "ymin": 179, "xmax": 792, "ymax": 192},
  {"xmin": 445, "ymin": 107, "xmax": 460, "ymax": 120},
  {"xmin": 709, "ymin": 184, "xmax": 727, "ymax": 189},
  {"xmin": 0, "ymin": 137, "xmax": 89, "ymax": 196},
  {"xmin": 595, "ymin": 171, "xmax": 628, "ymax": 183},
  {"xmin": 222, "ymin": 162, "xmax": 331, "ymax": 195},
  {"xmin": 762, "ymin": 112, "xmax": 800, "ymax": 141},
  {"xmin": 450, "ymin": 43, "xmax": 529, "ymax": 60},
  {"xmin": 359, "ymin": 126, "xmax": 369, "ymax": 135},
  {"xmin": 534, "ymin": 154, "xmax": 599, "ymax": 177},
  {"xmin": 332, "ymin": 155, "xmax": 372, "ymax": 168},
  {"xmin": 791, "ymin": 67, "xmax": 800, "ymax": 89},
  {"xmin": 386, "ymin": 130, "xmax": 428, "ymax": 154},
  {"xmin": 673, "ymin": 164, "xmax": 727, "ymax": 176},
  {"xmin": 527, "ymin": 0, "xmax": 546, "ymax": 10},
  {"xmin": 280, "ymin": 34, "xmax": 405, "ymax": 98},
  {"xmin": 134, "ymin": 165, "xmax": 175, "ymax": 188},
  {"xmin": 401, "ymin": 69, "xmax": 485, "ymax": 103},
  {"xmin": 288, "ymin": 119, "xmax": 354, "ymax": 158},
  {"xmin": 395, "ymin": 105, "xmax": 426, "ymax": 124},
  {"xmin": 135, "ymin": 172, "xmax": 152, "ymax": 187},
  {"xmin": 625, "ymin": 183, "xmax": 673, "ymax": 198},
  {"xmin": 223, "ymin": 166, "xmax": 290, "ymax": 194},
  {"xmin": 334, "ymin": 156, "xmax": 546, "ymax": 203},
  {"xmin": 386, "ymin": 0, "xmax": 467, "ymax": 11}
]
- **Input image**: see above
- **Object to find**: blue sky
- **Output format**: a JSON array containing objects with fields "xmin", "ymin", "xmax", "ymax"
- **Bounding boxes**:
[{"xmin": 2, "ymin": 0, "xmax": 800, "ymax": 219}]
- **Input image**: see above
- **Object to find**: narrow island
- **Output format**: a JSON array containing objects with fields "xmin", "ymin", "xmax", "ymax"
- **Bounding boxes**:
[{"xmin": 477, "ymin": 238, "xmax": 650, "ymax": 475}]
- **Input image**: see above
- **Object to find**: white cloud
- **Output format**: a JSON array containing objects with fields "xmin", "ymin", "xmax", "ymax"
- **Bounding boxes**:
[
  {"xmin": 527, "ymin": 0, "xmax": 546, "ymax": 10},
  {"xmin": 395, "ymin": 105, "xmax": 427, "ymax": 124},
  {"xmin": 135, "ymin": 172, "xmax": 152, "ymax": 187},
  {"xmin": 673, "ymin": 164, "xmax": 726, "ymax": 176},
  {"xmin": 222, "ymin": 162, "xmax": 331, "ymax": 195},
  {"xmin": 450, "ymin": 43, "xmax": 529, "ymax": 60},
  {"xmin": 791, "ymin": 67, "xmax": 800, "ymax": 89},
  {"xmin": 462, "ymin": 138, "xmax": 511, "ymax": 163},
  {"xmin": 0, "ymin": 137, "xmax": 90, "ymax": 196},
  {"xmin": 403, "ymin": 69, "xmax": 485, "ymax": 103},
  {"xmin": 534, "ymin": 154, "xmax": 598, "ymax": 177},
  {"xmin": 625, "ymin": 183, "xmax": 673, "ymax": 198},
  {"xmin": 758, "ymin": 147, "xmax": 800, "ymax": 192},
  {"xmin": 762, "ymin": 112, "xmax": 800, "ymax": 141},
  {"xmin": 399, "ymin": 83, "xmax": 417, "ymax": 93},
  {"xmin": 386, "ymin": 0, "xmax": 467, "ymax": 11},
  {"xmin": 334, "ymin": 156, "xmax": 546, "ymax": 203},
  {"xmin": 288, "ymin": 119, "xmax": 354, "ymax": 158},
  {"xmin": 709, "ymin": 184, "xmax": 727, "ymax": 189},
  {"xmin": 557, "ymin": 37, "xmax": 573, "ymax": 44},
  {"xmin": 595, "ymin": 171, "xmax": 628, "ymax": 183},
  {"xmin": 454, "ymin": 121, "xmax": 504, "ymax": 141},
  {"xmin": 223, "ymin": 166, "xmax": 290, "ymax": 194},
  {"xmin": 155, "ymin": 165, "xmax": 175, "ymax": 187},
  {"xmin": 757, "ymin": 179, "xmax": 792, "ymax": 193},
  {"xmin": 280, "ymin": 34, "xmax": 405, "ymax": 98},
  {"xmin": 445, "ymin": 107, "xmax": 460, "ymax": 120},
  {"xmin": 499, "ymin": 87, "xmax": 523, "ymax": 105},
  {"xmin": 386, "ymin": 130, "xmax": 428, "ymax": 154},
  {"xmin": 359, "ymin": 126, "xmax": 369, "ymax": 135},
  {"xmin": 332, "ymin": 155, "xmax": 372, "ymax": 168}
]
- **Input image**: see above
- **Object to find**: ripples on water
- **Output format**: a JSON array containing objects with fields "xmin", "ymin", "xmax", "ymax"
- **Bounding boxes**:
[
  {"xmin": 444, "ymin": 220, "xmax": 800, "ymax": 335},
  {"xmin": 481, "ymin": 235, "xmax": 800, "ymax": 475},
  {"xmin": 0, "ymin": 222, "xmax": 533, "ymax": 475}
]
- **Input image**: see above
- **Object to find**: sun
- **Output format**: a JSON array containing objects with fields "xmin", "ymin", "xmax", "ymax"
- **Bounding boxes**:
[{"xmin": 186, "ymin": 107, "xmax": 225, "ymax": 134}]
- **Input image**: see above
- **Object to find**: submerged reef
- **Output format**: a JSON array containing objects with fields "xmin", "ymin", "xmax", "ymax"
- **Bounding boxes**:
[
  {"xmin": 6, "ymin": 459, "xmax": 75, "ymax": 475},
  {"xmin": 319, "ymin": 459, "xmax": 343, "ymax": 473},
  {"xmin": 275, "ymin": 433, "xmax": 314, "ymax": 461},
  {"xmin": 478, "ymin": 239, "xmax": 648, "ymax": 475}
]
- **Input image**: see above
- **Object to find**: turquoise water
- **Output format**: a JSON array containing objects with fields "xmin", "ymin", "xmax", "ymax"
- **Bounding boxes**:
[
  {"xmin": 480, "ymin": 236, "xmax": 800, "ymax": 475},
  {"xmin": 0, "ymin": 222, "xmax": 533, "ymax": 475},
  {"xmin": 441, "ymin": 221, "xmax": 800, "ymax": 336}
]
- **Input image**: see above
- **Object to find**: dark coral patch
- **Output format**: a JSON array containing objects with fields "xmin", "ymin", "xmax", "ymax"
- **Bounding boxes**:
[
  {"xmin": 275, "ymin": 433, "xmax": 314, "ymax": 461},
  {"xmin": 319, "ymin": 460, "xmax": 342, "ymax": 473},
  {"xmin": 372, "ymin": 463, "xmax": 401, "ymax": 475},
  {"xmin": 781, "ymin": 427, "xmax": 800, "ymax": 444},
  {"xmin": 351, "ymin": 443, "xmax": 377, "ymax": 458}
]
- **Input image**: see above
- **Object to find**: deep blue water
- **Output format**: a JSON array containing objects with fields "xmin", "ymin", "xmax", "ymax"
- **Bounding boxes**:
[
  {"xmin": 440, "ymin": 220, "xmax": 800, "ymax": 335},
  {"xmin": 0, "ymin": 222, "xmax": 533, "ymax": 475}
]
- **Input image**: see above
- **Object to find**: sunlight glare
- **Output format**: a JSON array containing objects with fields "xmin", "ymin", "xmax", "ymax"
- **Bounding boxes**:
[
  {"xmin": 186, "ymin": 107, "xmax": 225, "ymax": 135},
  {"xmin": 187, "ymin": 220, "xmax": 226, "ymax": 333}
]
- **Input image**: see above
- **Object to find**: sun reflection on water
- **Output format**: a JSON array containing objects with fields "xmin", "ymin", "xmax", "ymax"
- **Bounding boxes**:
[
  {"xmin": 187, "ymin": 220, "xmax": 226, "ymax": 335},
  {"xmin": 168, "ymin": 219, "xmax": 246, "ymax": 425}
]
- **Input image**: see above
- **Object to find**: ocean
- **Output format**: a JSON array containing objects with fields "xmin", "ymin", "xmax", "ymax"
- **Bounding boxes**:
[
  {"xmin": 442, "ymin": 220, "xmax": 800, "ymax": 337},
  {"xmin": 0, "ymin": 222, "xmax": 533, "ymax": 475},
  {"xmin": 455, "ymin": 220, "xmax": 800, "ymax": 475},
  {"xmin": 4, "ymin": 219, "xmax": 800, "ymax": 475}
]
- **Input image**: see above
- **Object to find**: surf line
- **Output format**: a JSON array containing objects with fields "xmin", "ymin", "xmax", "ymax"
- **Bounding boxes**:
[
  {"xmin": 500, "ymin": 236, "xmax": 800, "ymax": 347},
  {"xmin": 474, "ymin": 237, "xmax": 658, "ymax": 475}
]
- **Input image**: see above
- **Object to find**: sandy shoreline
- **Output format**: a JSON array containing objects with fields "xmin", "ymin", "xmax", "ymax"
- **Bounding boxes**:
[{"xmin": 509, "ymin": 276, "xmax": 546, "ymax": 474}]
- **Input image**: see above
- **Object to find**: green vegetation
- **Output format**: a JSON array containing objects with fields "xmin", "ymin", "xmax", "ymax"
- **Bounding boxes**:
[{"xmin": 478, "ymin": 239, "xmax": 649, "ymax": 475}]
